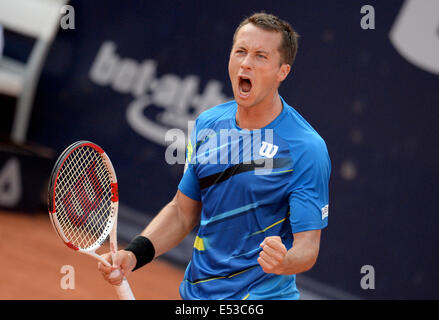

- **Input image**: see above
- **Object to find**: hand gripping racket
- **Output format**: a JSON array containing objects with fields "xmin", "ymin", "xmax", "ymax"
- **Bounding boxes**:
[{"xmin": 47, "ymin": 141, "xmax": 135, "ymax": 300}]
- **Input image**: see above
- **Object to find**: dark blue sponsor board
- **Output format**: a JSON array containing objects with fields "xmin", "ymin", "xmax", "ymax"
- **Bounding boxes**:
[
  {"xmin": 0, "ymin": 142, "xmax": 53, "ymax": 213},
  {"xmin": 25, "ymin": 0, "xmax": 439, "ymax": 299}
]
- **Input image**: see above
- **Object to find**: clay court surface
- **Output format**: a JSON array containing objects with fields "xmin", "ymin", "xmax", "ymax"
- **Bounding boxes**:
[{"xmin": 0, "ymin": 210, "xmax": 185, "ymax": 300}]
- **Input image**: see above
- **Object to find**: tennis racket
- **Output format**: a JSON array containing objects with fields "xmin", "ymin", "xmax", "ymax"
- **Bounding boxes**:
[{"xmin": 47, "ymin": 140, "xmax": 135, "ymax": 300}]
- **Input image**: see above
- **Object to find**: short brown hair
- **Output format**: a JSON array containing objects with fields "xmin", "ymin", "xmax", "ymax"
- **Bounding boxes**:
[{"xmin": 232, "ymin": 12, "xmax": 299, "ymax": 66}]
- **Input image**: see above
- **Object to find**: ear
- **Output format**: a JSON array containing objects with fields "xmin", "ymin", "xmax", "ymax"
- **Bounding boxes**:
[{"xmin": 277, "ymin": 64, "xmax": 291, "ymax": 82}]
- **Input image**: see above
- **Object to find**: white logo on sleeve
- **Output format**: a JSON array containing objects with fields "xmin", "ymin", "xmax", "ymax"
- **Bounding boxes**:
[
  {"xmin": 259, "ymin": 141, "xmax": 278, "ymax": 158},
  {"xmin": 322, "ymin": 205, "xmax": 329, "ymax": 219}
]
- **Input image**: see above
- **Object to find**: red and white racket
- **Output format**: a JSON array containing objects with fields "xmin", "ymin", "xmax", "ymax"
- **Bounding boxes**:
[{"xmin": 47, "ymin": 140, "xmax": 135, "ymax": 300}]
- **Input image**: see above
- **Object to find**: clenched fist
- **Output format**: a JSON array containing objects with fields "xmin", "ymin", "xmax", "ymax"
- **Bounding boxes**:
[{"xmin": 257, "ymin": 236, "xmax": 288, "ymax": 275}]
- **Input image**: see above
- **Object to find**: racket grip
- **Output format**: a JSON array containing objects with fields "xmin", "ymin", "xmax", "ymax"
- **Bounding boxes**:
[{"xmin": 114, "ymin": 278, "xmax": 135, "ymax": 300}]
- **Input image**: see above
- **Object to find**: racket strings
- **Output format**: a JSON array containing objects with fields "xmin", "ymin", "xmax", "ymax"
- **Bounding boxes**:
[
  {"xmin": 57, "ymin": 151, "xmax": 100, "ymax": 244},
  {"xmin": 54, "ymin": 147, "xmax": 114, "ymax": 250},
  {"xmin": 60, "ymin": 152, "xmax": 111, "ymax": 247}
]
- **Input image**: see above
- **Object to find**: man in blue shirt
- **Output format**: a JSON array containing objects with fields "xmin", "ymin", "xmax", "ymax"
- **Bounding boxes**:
[{"xmin": 99, "ymin": 12, "xmax": 331, "ymax": 300}]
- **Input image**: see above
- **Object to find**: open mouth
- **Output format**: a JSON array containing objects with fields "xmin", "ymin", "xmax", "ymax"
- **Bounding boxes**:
[{"xmin": 238, "ymin": 76, "xmax": 252, "ymax": 96}]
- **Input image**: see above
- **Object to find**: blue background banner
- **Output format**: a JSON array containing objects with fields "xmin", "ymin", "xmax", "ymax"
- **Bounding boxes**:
[{"xmin": 15, "ymin": 0, "xmax": 439, "ymax": 299}]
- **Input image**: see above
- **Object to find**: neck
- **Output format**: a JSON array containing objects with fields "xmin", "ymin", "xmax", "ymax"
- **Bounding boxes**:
[{"xmin": 236, "ymin": 93, "xmax": 283, "ymax": 130}]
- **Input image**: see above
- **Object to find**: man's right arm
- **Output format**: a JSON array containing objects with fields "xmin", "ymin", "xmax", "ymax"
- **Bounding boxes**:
[
  {"xmin": 98, "ymin": 190, "xmax": 201, "ymax": 285},
  {"xmin": 140, "ymin": 190, "xmax": 202, "ymax": 258}
]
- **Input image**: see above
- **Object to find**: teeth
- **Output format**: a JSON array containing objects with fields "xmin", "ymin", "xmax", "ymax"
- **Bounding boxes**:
[
  {"xmin": 237, "ymin": 75, "xmax": 252, "ymax": 97},
  {"xmin": 239, "ymin": 85, "xmax": 250, "ymax": 95},
  {"xmin": 239, "ymin": 77, "xmax": 251, "ymax": 94}
]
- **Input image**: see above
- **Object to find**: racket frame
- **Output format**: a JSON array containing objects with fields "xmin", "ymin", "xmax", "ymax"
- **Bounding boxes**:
[{"xmin": 48, "ymin": 141, "xmax": 134, "ymax": 300}]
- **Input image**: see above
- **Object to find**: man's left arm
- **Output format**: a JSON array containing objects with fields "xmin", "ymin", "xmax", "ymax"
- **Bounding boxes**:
[
  {"xmin": 257, "ymin": 231, "xmax": 321, "ymax": 275},
  {"xmin": 258, "ymin": 135, "xmax": 330, "ymax": 275}
]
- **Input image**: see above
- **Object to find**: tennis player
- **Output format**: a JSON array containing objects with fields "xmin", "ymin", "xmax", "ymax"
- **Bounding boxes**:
[{"xmin": 99, "ymin": 12, "xmax": 331, "ymax": 300}]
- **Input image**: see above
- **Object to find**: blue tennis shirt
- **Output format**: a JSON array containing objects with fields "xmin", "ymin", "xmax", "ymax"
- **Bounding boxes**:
[{"xmin": 178, "ymin": 96, "xmax": 331, "ymax": 300}]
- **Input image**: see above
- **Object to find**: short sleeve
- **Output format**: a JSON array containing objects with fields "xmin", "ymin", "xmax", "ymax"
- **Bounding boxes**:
[
  {"xmin": 178, "ymin": 120, "xmax": 201, "ymax": 201},
  {"xmin": 178, "ymin": 159, "xmax": 201, "ymax": 201},
  {"xmin": 288, "ymin": 137, "xmax": 331, "ymax": 233}
]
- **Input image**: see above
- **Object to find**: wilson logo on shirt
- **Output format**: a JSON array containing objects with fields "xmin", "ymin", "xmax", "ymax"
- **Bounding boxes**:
[{"xmin": 259, "ymin": 141, "xmax": 278, "ymax": 158}]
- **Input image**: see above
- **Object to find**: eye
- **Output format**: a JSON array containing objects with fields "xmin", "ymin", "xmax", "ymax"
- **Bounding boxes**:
[
  {"xmin": 235, "ymin": 49, "xmax": 246, "ymax": 55},
  {"xmin": 257, "ymin": 54, "xmax": 267, "ymax": 59}
]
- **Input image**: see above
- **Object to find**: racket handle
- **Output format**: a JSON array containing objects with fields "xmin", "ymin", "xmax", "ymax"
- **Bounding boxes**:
[{"xmin": 114, "ymin": 278, "xmax": 135, "ymax": 300}]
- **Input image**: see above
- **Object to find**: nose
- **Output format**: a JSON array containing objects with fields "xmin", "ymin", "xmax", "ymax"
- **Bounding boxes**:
[{"xmin": 240, "ymin": 54, "xmax": 252, "ymax": 70}]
